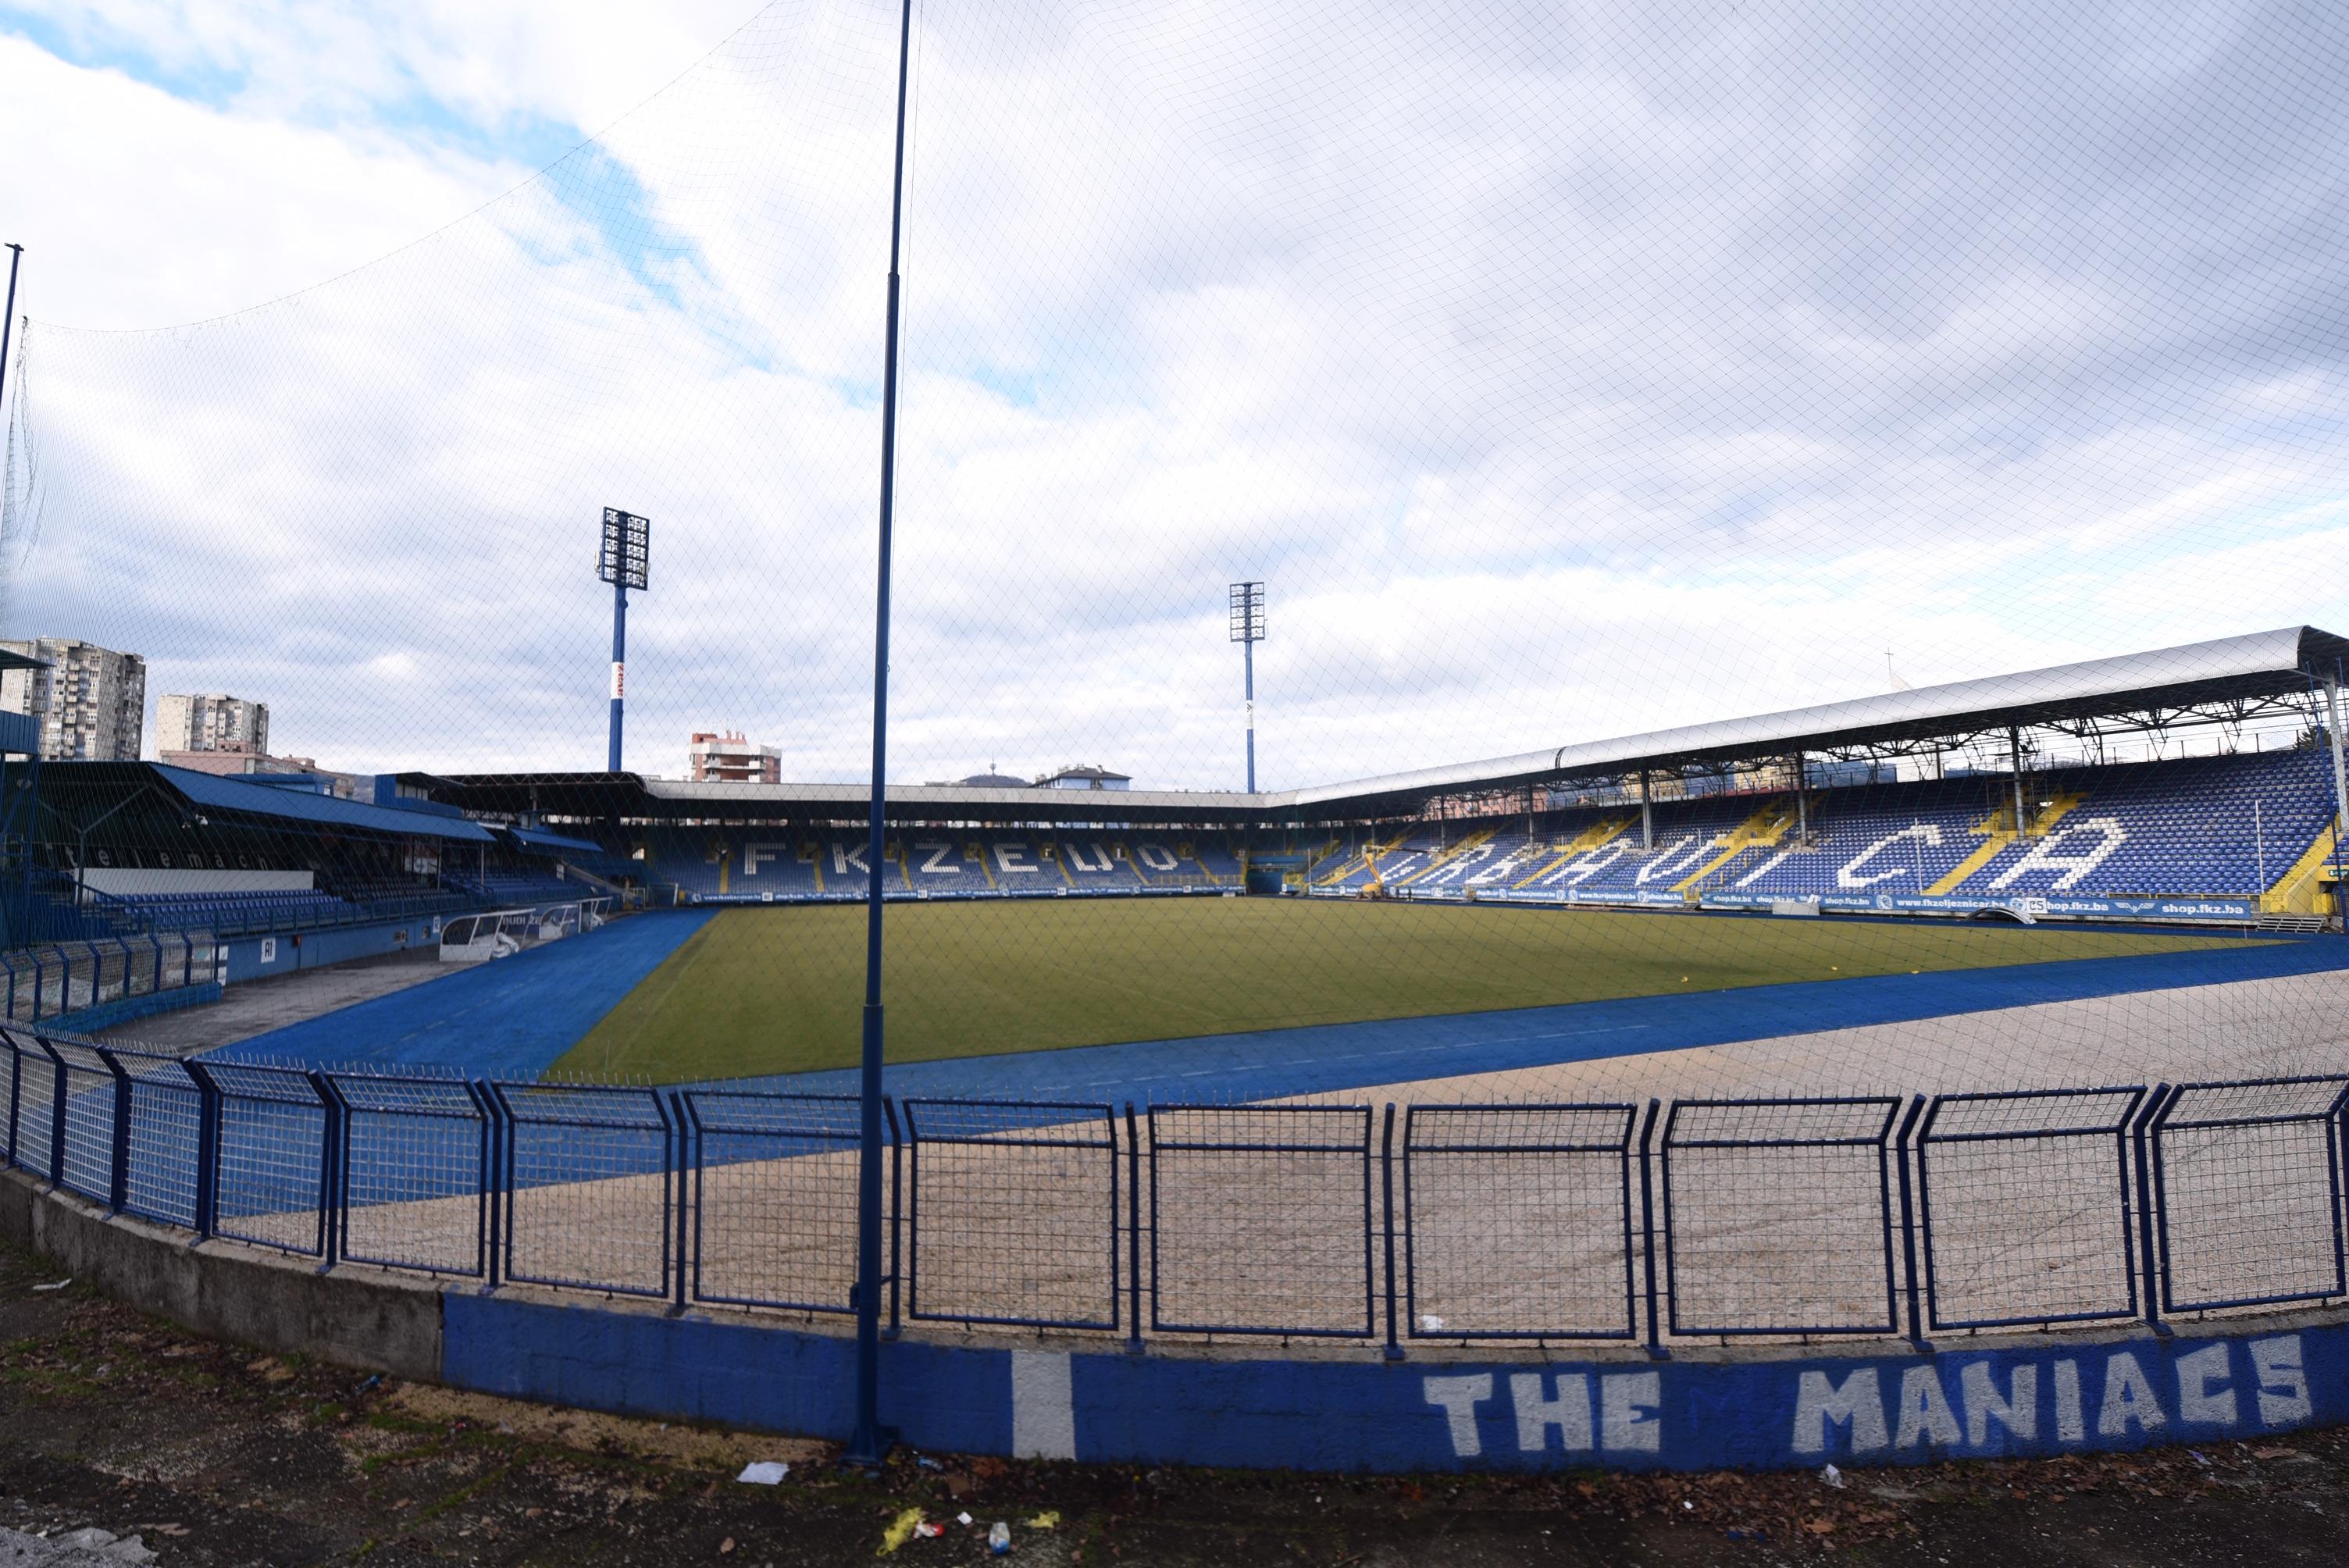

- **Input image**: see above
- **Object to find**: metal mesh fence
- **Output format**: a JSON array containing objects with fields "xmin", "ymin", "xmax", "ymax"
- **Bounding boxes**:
[
  {"xmin": 0, "ymin": 1028, "xmax": 30, "ymax": 1173},
  {"xmin": 1402, "ymin": 1103, "xmax": 1638, "ymax": 1341},
  {"xmin": 492, "ymin": 1082, "xmax": 675, "ymax": 1298},
  {"xmin": 111, "ymin": 1047, "xmax": 201, "ymax": 1229},
  {"xmin": 192, "ymin": 1060, "xmax": 330, "ymax": 1259},
  {"xmin": 15, "ymin": 1060, "xmax": 2349, "ymax": 1343},
  {"xmin": 1916, "ymin": 1087, "xmax": 2145, "ymax": 1331},
  {"xmin": 0, "ymin": 1028, "xmax": 51, "ymax": 1173},
  {"xmin": 325, "ymin": 1072, "xmax": 491, "ymax": 1279},
  {"xmin": 905, "ymin": 1099, "xmax": 1118, "ymax": 1332},
  {"xmin": 1661, "ymin": 1097, "xmax": 1902, "ymax": 1338},
  {"xmin": 1148, "ymin": 1104, "xmax": 1373, "ymax": 1338},
  {"xmin": 681, "ymin": 1090, "xmax": 876, "ymax": 1317},
  {"xmin": 16, "ymin": 1036, "xmax": 61, "ymax": 1186},
  {"xmin": 43, "ymin": 1037, "xmax": 120, "ymax": 1208},
  {"xmin": 2153, "ymin": 1077, "xmax": 2349, "ymax": 1315}
]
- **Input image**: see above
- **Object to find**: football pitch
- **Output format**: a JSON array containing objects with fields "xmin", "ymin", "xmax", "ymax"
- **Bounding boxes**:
[{"xmin": 554, "ymin": 898, "xmax": 2250, "ymax": 1083}]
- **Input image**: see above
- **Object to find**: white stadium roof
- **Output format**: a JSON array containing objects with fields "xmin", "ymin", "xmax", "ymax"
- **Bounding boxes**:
[
  {"xmin": 1292, "ymin": 625, "xmax": 2349, "ymax": 814},
  {"xmin": 430, "ymin": 625, "xmax": 2349, "ymax": 824}
]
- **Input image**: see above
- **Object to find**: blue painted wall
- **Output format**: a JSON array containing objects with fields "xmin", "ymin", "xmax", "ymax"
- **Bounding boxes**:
[
  {"xmin": 442, "ymin": 1295, "xmax": 1010, "ymax": 1456},
  {"xmin": 439, "ymin": 1288, "xmax": 2347, "ymax": 1474},
  {"xmin": 221, "ymin": 917, "xmax": 441, "ymax": 984}
]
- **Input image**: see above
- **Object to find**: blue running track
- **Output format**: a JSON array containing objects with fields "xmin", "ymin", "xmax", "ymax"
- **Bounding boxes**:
[
  {"xmin": 207, "ymin": 917, "xmax": 2349, "ymax": 1109},
  {"xmin": 209, "ymin": 910, "xmax": 714, "ymax": 1075},
  {"xmin": 41, "ymin": 925, "xmax": 2342, "ymax": 1245}
]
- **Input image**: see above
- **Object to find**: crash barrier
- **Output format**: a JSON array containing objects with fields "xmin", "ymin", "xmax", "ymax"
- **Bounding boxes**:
[
  {"xmin": 4, "ymin": 1025, "xmax": 2344, "ymax": 1348},
  {"xmin": 0, "ymin": 932, "xmax": 222, "ymax": 1028}
]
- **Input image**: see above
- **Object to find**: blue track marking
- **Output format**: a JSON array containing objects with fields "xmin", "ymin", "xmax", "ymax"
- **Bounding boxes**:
[
  {"xmin": 712, "ymin": 936, "xmax": 2349, "ymax": 1106},
  {"xmin": 208, "ymin": 911, "xmax": 715, "ymax": 1077}
]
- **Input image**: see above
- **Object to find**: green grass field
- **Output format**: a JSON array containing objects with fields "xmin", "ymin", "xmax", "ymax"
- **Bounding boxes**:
[{"xmin": 554, "ymin": 898, "xmax": 2250, "ymax": 1082}]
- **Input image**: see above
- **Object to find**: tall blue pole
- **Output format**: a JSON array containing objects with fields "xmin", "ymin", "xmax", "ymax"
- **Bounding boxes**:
[
  {"xmin": 2327, "ymin": 664, "xmax": 2347, "ymax": 934},
  {"xmin": 849, "ymin": 0, "xmax": 916, "ymax": 1467},
  {"xmin": 607, "ymin": 582, "xmax": 627, "ymax": 772},
  {"xmin": 0, "ymin": 244, "xmax": 22, "ymax": 429},
  {"xmin": 1244, "ymin": 637, "xmax": 1256, "ymax": 793},
  {"xmin": 0, "ymin": 245, "xmax": 21, "ymax": 951}
]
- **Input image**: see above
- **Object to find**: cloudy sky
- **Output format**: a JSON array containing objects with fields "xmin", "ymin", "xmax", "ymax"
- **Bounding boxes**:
[{"xmin": 2, "ymin": 0, "xmax": 2346, "ymax": 787}]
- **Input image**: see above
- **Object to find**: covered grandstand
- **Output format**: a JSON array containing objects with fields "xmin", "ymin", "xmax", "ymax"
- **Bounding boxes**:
[
  {"xmin": 2, "ymin": 626, "xmax": 2344, "ymax": 950},
  {"xmin": 376, "ymin": 626, "xmax": 2349, "ymax": 928},
  {"xmin": 0, "ymin": 760, "xmax": 622, "ymax": 1030}
]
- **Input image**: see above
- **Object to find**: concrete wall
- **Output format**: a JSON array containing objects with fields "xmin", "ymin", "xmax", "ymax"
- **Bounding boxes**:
[
  {"xmin": 222, "ymin": 914, "xmax": 445, "ymax": 984},
  {"xmin": 80, "ymin": 869, "xmax": 314, "ymax": 898},
  {"xmin": 7, "ymin": 1167, "xmax": 2344, "ymax": 1473},
  {"xmin": 0, "ymin": 1170, "xmax": 438, "ymax": 1381},
  {"xmin": 51, "ymin": 981, "xmax": 223, "ymax": 1037}
]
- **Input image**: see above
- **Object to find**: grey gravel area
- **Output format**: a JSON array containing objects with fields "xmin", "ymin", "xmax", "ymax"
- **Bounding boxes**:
[
  {"xmin": 0, "ymin": 1527, "xmax": 157, "ymax": 1565},
  {"xmin": 95, "ymin": 949, "xmax": 446, "ymax": 1056}
]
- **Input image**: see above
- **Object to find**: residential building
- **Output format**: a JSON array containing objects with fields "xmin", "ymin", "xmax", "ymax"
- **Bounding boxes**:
[
  {"xmin": 0, "ymin": 638, "xmax": 146, "ymax": 761},
  {"xmin": 156, "ymin": 693, "xmax": 269, "ymax": 754},
  {"xmin": 158, "ymin": 746, "xmax": 357, "ymax": 799},
  {"xmin": 1034, "ymin": 763, "xmax": 1132, "ymax": 791},
  {"xmin": 689, "ymin": 730, "xmax": 781, "ymax": 784}
]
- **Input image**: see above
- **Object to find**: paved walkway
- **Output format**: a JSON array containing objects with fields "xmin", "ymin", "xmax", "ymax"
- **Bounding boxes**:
[{"xmin": 98, "ymin": 950, "xmax": 444, "ymax": 1054}]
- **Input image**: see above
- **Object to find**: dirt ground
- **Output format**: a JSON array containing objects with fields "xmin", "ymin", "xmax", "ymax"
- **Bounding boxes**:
[{"xmin": 6, "ymin": 1235, "xmax": 2349, "ymax": 1565}]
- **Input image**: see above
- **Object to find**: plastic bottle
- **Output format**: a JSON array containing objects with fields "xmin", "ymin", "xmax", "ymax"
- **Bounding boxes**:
[{"xmin": 988, "ymin": 1520, "xmax": 1011, "ymax": 1555}]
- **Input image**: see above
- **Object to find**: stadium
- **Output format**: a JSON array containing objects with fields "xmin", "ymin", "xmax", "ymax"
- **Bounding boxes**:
[
  {"xmin": 6, "ymin": 622, "xmax": 2349, "ymax": 1471},
  {"xmin": 5, "ymin": 0, "xmax": 2349, "ymax": 1492}
]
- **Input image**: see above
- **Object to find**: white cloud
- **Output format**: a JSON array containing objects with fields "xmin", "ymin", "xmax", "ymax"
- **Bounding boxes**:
[
  {"xmin": 4, "ymin": 0, "xmax": 2347, "ymax": 790},
  {"xmin": 0, "ymin": 34, "xmax": 525, "ymax": 327}
]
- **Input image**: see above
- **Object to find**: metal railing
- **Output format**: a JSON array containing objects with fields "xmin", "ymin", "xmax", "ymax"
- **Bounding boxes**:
[
  {"xmin": 2, "ymin": 932, "xmax": 220, "ymax": 1028},
  {"xmin": 7, "ymin": 1028, "xmax": 2349, "ymax": 1350}
]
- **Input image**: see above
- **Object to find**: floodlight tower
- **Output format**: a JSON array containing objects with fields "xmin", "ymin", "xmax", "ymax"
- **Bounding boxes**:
[
  {"xmin": 597, "ymin": 508, "xmax": 650, "ymax": 772},
  {"xmin": 1230, "ymin": 581, "xmax": 1266, "ymax": 792}
]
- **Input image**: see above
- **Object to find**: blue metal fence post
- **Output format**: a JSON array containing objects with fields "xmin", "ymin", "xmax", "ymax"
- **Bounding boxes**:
[
  {"xmin": 481, "ymin": 1079, "xmax": 509, "ymax": 1286},
  {"xmin": 184, "ymin": 1059, "xmax": 219, "ymax": 1240},
  {"xmin": 1102, "ymin": 1103, "xmax": 1120, "ymax": 1336},
  {"xmin": 1893, "ymin": 1096, "xmax": 1929, "ymax": 1353},
  {"xmin": 310, "ymin": 1071, "xmax": 343, "ymax": 1270},
  {"xmin": 2332, "ymin": 1082, "xmax": 2349, "ymax": 1304},
  {"xmin": 462, "ymin": 1078, "xmax": 499, "ymax": 1288},
  {"xmin": 1638, "ymin": 1099, "xmax": 1666, "ymax": 1359},
  {"xmin": 98, "ymin": 1047, "xmax": 131, "ymax": 1213},
  {"xmin": 1379, "ymin": 1103, "xmax": 1401, "ymax": 1360},
  {"xmin": 2, "ymin": 1033, "xmax": 18, "ymax": 1169},
  {"xmin": 40, "ymin": 1040, "xmax": 65, "ymax": 1188},
  {"xmin": 1123, "ymin": 1103, "xmax": 1144, "ymax": 1353},
  {"xmin": 2133, "ymin": 1083, "xmax": 2172, "ymax": 1333},
  {"xmin": 672, "ymin": 1089, "xmax": 695, "ymax": 1314},
  {"xmin": 885, "ymin": 1096, "xmax": 904, "ymax": 1340},
  {"xmin": 2147, "ymin": 1082, "xmax": 2190, "ymax": 1320},
  {"xmin": 669, "ymin": 1089, "xmax": 690, "ymax": 1313}
]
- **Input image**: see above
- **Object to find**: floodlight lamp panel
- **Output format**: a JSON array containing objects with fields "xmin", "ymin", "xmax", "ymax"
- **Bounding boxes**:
[
  {"xmin": 598, "ymin": 507, "xmax": 652, "ymax": 590},
  {"xmin": 1228, "ymin": 580, "xmax": 1266, "ymax": 643}
]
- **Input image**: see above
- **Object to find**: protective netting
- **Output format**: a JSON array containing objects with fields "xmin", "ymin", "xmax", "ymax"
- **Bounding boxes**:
[{"xmin": 3, "ymin": 1, "xmax": 2349, "ymax": 1346}]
